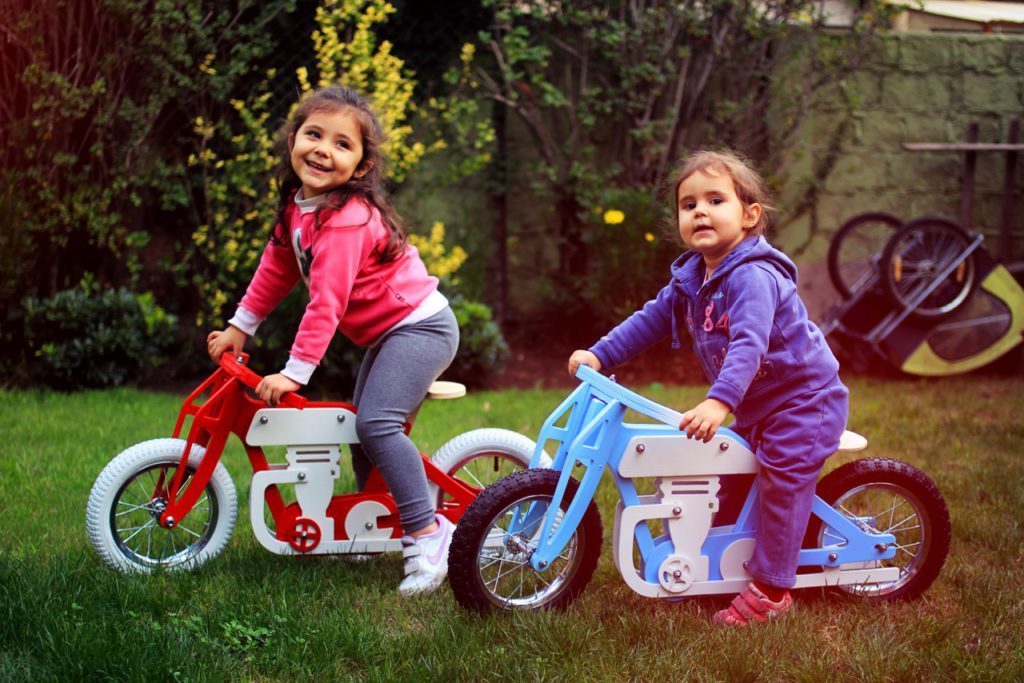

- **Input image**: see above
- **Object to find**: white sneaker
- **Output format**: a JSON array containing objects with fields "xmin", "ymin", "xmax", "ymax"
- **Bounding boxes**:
[{"xmin": 398, "ymin": 514, "xmax": 454, "ymax": 596}]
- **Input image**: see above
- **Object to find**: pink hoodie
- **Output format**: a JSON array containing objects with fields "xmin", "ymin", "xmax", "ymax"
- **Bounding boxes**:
[{"xmin": 231, "ymin": 196, "xmax": 441, "ymax": 382}]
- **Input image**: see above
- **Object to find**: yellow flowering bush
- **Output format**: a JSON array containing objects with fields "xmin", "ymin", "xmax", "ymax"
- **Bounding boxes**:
[
  {"xmin": 408, "ymin": 222, "xmax": 468, "ymax": 283},
  {"xmin": 188, "ymin": 89, "xmax": 279, "ymax": 327}
]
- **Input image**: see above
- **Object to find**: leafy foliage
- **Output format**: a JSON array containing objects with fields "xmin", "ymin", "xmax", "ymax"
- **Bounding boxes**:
[
  {"xmin": 23, "ymin": 279, "xmax": 178, "ymax": 389},
  {"xmin": 447, "ymin": 294, "xmax": 509, "ymax": 383},
  {"xmin": 0, "ymin": 0, "xmax": 294, "ymax": 306},
  {"xmin": 448, "ymin": 0, "xmax": 902, "ymax": 314}
]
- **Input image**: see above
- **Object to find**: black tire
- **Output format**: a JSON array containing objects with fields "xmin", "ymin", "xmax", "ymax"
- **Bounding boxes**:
[
  {"xmin": 448, "ymin": 469, "xmax": 602, "ymax": 613},
  {"xmin": 880, "ymin": 216, "xmax": 977, "ymax": 318},
  {"xmin": 807, "ymin": 458, "xmax": 950, "ymax": 602},
  {"xmin": 828, "ymin": 212, "xmax": 903, "ymax": 299}
]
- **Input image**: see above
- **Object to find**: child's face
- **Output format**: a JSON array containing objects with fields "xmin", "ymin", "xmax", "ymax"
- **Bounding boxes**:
[
  {"xmin": 289, "ymin": 108, "xmax": 367, "ymax": 198},
  {"xmin": 677, "ymin": 169, "xmax": 761, "ymax": 267}
]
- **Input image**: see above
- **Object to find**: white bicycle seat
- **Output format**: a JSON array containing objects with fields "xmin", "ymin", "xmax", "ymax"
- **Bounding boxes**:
[
  {"xmin": 428, "ymin": 381, "xmax": 466, "ymax": 400},
  {"xmin": 838, "ymin": 430, "xmax": 868, "ymax": 451}
]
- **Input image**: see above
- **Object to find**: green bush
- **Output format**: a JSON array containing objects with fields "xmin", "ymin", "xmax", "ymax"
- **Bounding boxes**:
[
  {"xmin": 23, "ymin": 282, "xmax": 178, "ymax": 389},
  {"xmin": 447, "ymin": 294, "xmax": 509, "ymax": 384}
]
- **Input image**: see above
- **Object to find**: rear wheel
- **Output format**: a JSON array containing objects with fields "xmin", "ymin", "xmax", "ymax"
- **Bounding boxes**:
[
  {"xmin": 881, "ymin": 217, "xmax": 977, "ymax": 318},
  {"xmin": 428, "ymin": 428, "xmax": 549, "ymax": 508},
  {"xmin": 809, "ymin": 458, "xmax": 950, "ymax": 602},
  {"xmin": 86, "ymin": 438, "xmax": 237, "ymax": 573},
  {"xmin": 448, "ymin": 469, "xmax": 602, "ymax": 613}
]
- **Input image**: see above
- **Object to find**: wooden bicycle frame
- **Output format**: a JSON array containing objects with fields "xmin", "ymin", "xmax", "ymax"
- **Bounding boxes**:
[{"xmin": 157, "ymin": 354, "xmax": 478, "ymax": 539}]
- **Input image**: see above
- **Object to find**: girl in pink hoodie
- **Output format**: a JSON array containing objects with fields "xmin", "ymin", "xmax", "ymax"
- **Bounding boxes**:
[{"xmin": 207, "ymin": 86, "xmax": 459, "ymax": 596}]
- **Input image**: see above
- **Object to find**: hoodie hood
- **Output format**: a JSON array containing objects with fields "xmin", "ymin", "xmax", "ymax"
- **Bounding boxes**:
[
  {"xmin": 670, "ymin": 236, "xmax": 798, "ymax": 290},
  {"xmin": 664, "ymin": 236, "xmax": 799, "ymax": 350}
]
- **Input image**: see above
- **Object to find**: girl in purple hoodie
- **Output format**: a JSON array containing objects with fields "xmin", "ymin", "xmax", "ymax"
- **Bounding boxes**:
[{"xmin": 569, "ymin": 150, "xmax": 848, "ymax": 626}]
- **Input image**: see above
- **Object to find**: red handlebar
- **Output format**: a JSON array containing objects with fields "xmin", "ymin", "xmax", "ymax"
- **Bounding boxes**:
[{"xmin": 218, "ymin": 353, "xmax": 308, "ymax": 408}]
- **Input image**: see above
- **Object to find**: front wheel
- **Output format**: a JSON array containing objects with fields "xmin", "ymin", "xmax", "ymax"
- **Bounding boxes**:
[
  {"xmin": 427, "ymin": 428, "xmax": 549, "ymax": 508},
  {"xmin": 85, "ymin": 438, "xmax": 237, "ymax": 573},
  {"xmin": 448, "ymin": 469, "xmax": 602, "ymax": 613},
  {"xmin": 809, "ymin": 458, "xmax": 950, "ymax": 602}
]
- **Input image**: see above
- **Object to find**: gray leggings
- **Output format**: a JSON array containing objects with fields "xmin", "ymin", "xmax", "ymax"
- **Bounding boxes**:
[{"xmin": 350, "ymin": 307, "xmax": 459, "ymax": 534}]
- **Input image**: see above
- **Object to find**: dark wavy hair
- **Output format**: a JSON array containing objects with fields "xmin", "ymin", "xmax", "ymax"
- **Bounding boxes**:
[{"xmin": 271, "ymin": 86, "xmax": 407, "ymax": 261}]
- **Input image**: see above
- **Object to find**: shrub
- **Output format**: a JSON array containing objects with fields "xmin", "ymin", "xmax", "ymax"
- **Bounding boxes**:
[
  {"xmin": 447, "ymin": 294, "xmax": 509, "ymax": 384},
  {"xmin": 23, "ymin": 281, "xmax": 178, "ymax": 389}
]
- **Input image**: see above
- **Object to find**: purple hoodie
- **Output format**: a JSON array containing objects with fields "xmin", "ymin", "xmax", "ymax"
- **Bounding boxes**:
[{"xmin": 591, "ymin": 236, "xmax": 843, "ymax": 428}]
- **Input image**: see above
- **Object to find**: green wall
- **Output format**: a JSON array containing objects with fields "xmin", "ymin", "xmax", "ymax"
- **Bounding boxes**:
[{"xmin": 776, "ymin": 33, "xmax": 1024, "ymax": 316}]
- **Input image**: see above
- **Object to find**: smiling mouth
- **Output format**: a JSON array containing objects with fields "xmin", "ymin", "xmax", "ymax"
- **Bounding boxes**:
[{"xmin": 306, "ymin": 160, "xmax": 331, "ymax": 173}]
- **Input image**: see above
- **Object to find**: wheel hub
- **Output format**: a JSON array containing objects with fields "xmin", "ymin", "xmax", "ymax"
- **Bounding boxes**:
[
  {"xmin": 149, "ymin": 497, "xmax": 167, "ymax": 518},
  {"xmin": 506, "ymin": 533, "xmax": 530, "ymax": 554}
]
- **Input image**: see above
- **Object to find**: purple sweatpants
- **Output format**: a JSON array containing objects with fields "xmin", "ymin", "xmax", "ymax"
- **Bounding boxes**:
[{"xmin": 741, "ymin": 383, "xmax": 849, "ymax": 588}]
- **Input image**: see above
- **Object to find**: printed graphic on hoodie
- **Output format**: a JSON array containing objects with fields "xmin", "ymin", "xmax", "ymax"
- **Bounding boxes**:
[{"xmin": 292, "ymin": 228, "xmax": 314, "ymax": 285}]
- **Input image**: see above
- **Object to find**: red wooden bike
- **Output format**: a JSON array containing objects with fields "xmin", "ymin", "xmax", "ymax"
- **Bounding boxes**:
[{"xmin": 86, "ymin": 353, "xmax": 540, "ymax": 573}]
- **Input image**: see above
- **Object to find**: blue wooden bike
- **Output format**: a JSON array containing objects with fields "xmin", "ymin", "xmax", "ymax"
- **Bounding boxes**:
[{"xmin": 449, "ymin": 365, "xmax": 950, "ymax": 612}]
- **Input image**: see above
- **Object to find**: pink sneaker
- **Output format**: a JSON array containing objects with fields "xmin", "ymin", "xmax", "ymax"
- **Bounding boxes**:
[
  {"xmin": 398, "ymin": 514, "xmax": 454, "ymax": 597},
  {"xmin": 712, "ymin": 582, "xmax": 793, "ymax": 627}
]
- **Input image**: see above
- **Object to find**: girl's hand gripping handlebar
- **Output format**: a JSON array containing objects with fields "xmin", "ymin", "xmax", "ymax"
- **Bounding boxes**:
[
  {"xmin": 567, "ymin": 350, "xmax": 601, "ymax": 377},
  {"xmin": 218, "ymin": 353, "xmax": 307, "ymax": 409}
]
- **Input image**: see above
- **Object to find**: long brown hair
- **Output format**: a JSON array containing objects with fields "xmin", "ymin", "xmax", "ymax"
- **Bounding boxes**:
[{"xmin": 271, "ymin": 86, "xmax": 407, "ymax": 261}]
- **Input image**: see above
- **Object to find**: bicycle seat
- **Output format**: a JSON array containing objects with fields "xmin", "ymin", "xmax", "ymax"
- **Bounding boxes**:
[
  {"xmin": 428, "ymin": 381, "xmax": 466, "ymax": 400},
  {"xmin": 838, "ymin": 430, "xmax": 868, "ymax": 451}
]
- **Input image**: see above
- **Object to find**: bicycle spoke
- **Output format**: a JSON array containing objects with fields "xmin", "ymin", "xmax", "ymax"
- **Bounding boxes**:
[
  {"xmin": 176, "ymin": 521, "xmax": 204, "ymax": 539},
  {"xmin": 491, "ymin": 557, "xmax": 533, "ymax": 585},
  {"xmin": 480, "ymin": 551, "xmax": 530, "ymax": 570},
  {"xmin": 486, "ymin": 558, "xmax": 510, "ymax": 591},
  {"xmin": 134, "ymin": 473, "xmax": 157, "ymax": 502},
  {"xmin": 116, "ymin": 500, "xmax": 157, "ymax": 516},
  {"xmin": 460, "ymin": 467, "xmax": 486, "ymax": 489},
  {"xmin": 120, "ymin": 518, "xmax": 158, "ymax": 544},
  {"xmin": 884, "ymin": 514, "xmax": 920, "ymax": 534},
  {"xmin": 895, "ymin": 541, "xmax": 921, "ymax": 558}
]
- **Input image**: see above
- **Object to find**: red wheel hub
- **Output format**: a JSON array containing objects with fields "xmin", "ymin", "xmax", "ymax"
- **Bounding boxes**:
[{"xmin": 287, "ymin": 517, "xmax": 322, "ymax": 553}]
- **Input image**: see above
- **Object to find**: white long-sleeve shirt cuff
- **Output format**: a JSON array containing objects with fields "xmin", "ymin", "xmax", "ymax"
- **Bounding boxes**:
[
  {"xmin": 281, "ymin": 355, "xmax": 316, "ymax": 385},
  {"xmin": 227, "ymin": 307, "xmax": 263, "ymax": 336}
]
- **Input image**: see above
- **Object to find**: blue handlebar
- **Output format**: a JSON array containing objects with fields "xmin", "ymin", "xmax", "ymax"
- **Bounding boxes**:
[{"xmin": 573, "ymin": 365, "xmax": 684, "ymax": 427}]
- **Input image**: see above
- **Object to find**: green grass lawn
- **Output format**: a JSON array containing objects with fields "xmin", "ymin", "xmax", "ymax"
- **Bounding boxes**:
[{"xmin": 1, "ymin": 375, "xmax": 1022, "ymax": 681}]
